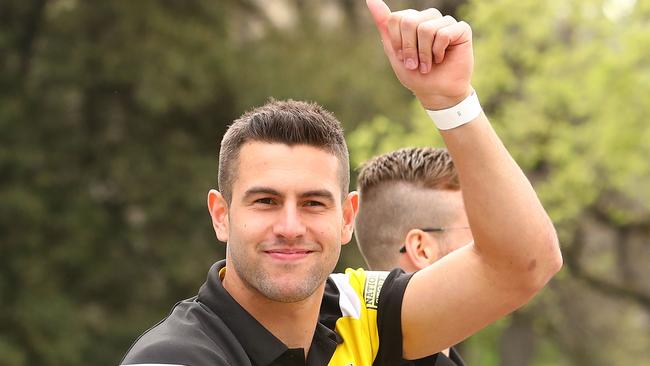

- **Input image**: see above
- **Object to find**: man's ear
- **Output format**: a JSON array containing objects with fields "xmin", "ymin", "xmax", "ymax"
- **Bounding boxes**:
[
  {"xmin": 403, "ymin": 229, "xmax": 440, "ymax": 270},
  {"xmin": 207, "ymin": 189, "xmax": 229, "ymax": 243},
  {"xmin": 341, "ymin": 191, "xmax": 359, "ymax": 245}
]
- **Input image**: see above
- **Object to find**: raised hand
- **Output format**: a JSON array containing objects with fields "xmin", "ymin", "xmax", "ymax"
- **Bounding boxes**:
[{"xmin": 366, "ymin": 0, "xmax": 474, "ymax": 110}]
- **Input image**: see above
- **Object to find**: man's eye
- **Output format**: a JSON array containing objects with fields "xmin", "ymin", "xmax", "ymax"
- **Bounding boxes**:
[
  {"xmin": 305, "ymin": 201, "xmax": 324, "ymax": 207},
  {"xmin": 255, "ymin": 198, "xmax": 275, "ymax": 205}
]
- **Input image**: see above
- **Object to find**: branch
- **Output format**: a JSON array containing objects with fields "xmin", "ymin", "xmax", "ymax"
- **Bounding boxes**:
[
  {"xmin": 564, "ymin": 223, "xmax": 650, "ymax": 311},
  {"xmin": 18, "ymin": 0, "xmax": 46, "ymax": 78}
]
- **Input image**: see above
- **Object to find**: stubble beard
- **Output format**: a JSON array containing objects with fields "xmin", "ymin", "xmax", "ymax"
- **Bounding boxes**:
[{"xmin": 229, "ymin": 244, "xmax": 340, "ymax": 303}]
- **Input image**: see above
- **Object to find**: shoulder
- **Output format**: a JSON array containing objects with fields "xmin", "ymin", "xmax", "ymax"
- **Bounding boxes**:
[
  {"xmin": 327, "ymin": 268, "xmax": 412, "ymax": 310},
  {"xmin": 120, "ymin": 299, "xmax": 232, "ymax": 366},
  {"xmin": 121, "ymin": 337, "xmax": 229, "ymax": 366},
  {"xmin": 328, "ymin": 268, "xmax": 391, "ymax": 311}
]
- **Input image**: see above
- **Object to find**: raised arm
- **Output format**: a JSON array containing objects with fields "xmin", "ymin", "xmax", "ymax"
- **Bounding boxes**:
[{"xmin": 366, "ymin": 0, "xmax": 562, "ymax": 359}]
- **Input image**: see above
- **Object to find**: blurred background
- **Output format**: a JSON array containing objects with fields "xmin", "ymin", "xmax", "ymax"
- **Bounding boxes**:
[{"xmin": 1, "ymin": 0, "xmax": 649, "ymax": 365}]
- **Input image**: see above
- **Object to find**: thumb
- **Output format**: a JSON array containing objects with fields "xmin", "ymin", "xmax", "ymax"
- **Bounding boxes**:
[{"xmin": 366, "ymin": 0, "xmax": 391, "ymax": 39}]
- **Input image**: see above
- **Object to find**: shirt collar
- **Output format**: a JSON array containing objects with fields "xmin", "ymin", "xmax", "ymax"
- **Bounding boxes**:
[
  {"xmin": 197, "ymin": 260, "xmax": 339, "ymax": 366},
  {"xmin": 198, "ymin": 260, "xmax": 288, "ymax": 365}
]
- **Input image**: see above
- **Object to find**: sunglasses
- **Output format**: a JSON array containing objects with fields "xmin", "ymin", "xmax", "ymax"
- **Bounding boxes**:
[{"xmin": 398, "ymin": 226, "xmax": 471, "ymax": 253}]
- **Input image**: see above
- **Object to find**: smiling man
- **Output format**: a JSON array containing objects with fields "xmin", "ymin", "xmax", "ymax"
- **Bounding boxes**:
[{"xmin": 120, "ymin": 1, "xmax": 562, "ymax": 365}]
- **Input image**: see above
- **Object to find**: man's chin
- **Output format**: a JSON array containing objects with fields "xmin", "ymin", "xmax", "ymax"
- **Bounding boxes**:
[
  {"xmin": 256, "ymin": 271, "xmax": 324, "ymax": 303},
  {"xmin": 257, "ymin": 284, "xmax": 317, "ymax": 303}
]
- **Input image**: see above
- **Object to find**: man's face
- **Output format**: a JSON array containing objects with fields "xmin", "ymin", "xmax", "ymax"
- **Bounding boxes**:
[{"xmin": 214, "ymin": 141, "xmax": 355, "ymax": 303}]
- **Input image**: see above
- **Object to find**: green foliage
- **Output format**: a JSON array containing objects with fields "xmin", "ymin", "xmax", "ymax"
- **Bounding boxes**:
[
  {"xmin": 347, "ymin": 0, "xmax": 650, "ymax": 364},
  {"xmin": 351, "ymin": 0, "xmax": 650, "ymax": 228},
  {"xmin": 467, "ymin": 0, "xmax": 650, "ymax": 226},
  {"xmin": 460, "ymin": 319, "xmax": 508, "ymax": 366},
  {"xmin": 347, "ymin": 101, "xmax": 445, "ymax": 171},
  {"xmin": 1, "ymin": 1, "xmax": 235, "ymax": 364},
  {"xmin": 0, "ymin": 1, "xmax": 414, "ymax": 364},
  {"xmin": 2, "ymin": 0, "xmax": 650, "ymax": 364}
]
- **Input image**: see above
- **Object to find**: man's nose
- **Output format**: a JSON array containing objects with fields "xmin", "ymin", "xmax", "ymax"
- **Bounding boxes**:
[{"xmin": 273, "ymin": 204, "xmax": 307, "ymax": 240}]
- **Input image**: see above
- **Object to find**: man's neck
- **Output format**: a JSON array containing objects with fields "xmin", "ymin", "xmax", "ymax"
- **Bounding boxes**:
[{"xmin": 222, "ymin": 269, "xmax": 325, "ymax": 355}]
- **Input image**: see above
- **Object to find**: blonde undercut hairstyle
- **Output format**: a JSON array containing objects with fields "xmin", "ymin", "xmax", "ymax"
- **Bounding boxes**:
[{"xmin": 355, "ymin": 147, "xmax": 460, "ymax": 270}]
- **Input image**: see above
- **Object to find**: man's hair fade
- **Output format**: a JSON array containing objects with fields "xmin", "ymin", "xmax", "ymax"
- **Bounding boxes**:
[
  {"xmin": 218, "ymin": 99, "xmax": 350, "ymax": 203},
  {"xmin": 355, "ymin": 147, "xmax": 460, "ymax": 270},
  {"xmin": 357, "ymin": 147, "xmax": 459, "ymax": 195}
]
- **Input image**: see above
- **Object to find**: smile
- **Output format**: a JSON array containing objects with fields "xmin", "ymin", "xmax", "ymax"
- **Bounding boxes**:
[{"xmin": 264, "ymin": 249, "xmax": 314, "ymax": 261}]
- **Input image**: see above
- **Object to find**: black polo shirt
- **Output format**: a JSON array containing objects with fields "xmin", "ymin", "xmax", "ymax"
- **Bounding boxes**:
[{"xmin": 120, "ymin": 260, "xmax": 418, "ymax": 366}]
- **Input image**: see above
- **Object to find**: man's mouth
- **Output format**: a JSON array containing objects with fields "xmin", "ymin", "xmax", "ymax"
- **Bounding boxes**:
[{"xmin": 264, "ymin": 249, "xmax": 314, "ymax": 260}]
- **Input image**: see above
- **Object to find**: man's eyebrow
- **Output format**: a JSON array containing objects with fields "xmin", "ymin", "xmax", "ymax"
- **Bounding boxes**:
[
  {"xmin": 242, "ymin": 187, "xmax": 336, "ymax": 202},
  {"xmin": 243, "ymin": 187, "xmax": 282, "ymax": 199},
  {"xmin": 300, "ymin": 190, "xmax": 336, "ymax": 202}
]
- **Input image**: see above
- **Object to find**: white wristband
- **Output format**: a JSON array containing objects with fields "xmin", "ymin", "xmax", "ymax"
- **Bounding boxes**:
[{"xmin": 426, "ymin": 91, "xmax": 482, "ymax": 130}]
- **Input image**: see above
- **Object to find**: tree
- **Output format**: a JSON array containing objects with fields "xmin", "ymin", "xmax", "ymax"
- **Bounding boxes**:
[
  {"xmin": 1, "ymin": 1, "xmax": 238, "ymax": 364},
  {"xmin": 0, "ymin": 0, "xmax": 421, "ymax": 364},
  {"xmin": 348, "ymin": 0, "xmax": 650, "ymax": 364}
]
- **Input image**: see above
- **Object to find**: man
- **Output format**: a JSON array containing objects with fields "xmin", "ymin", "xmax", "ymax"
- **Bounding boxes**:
[
  {"xmin": 120, "ymin": 1, "xmax": 562, "ymax": 365},
  {"xmin": 355, "ymin": 147, "xmax": 472, "ymax": 365}
]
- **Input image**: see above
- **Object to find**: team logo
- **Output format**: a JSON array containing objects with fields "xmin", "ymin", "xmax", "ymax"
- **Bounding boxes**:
[{"xmin": 363, "ymin": 271, "xmax": 387, "ymax": 309}]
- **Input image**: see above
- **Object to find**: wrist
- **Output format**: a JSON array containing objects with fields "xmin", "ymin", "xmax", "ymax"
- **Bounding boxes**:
[
  {"xmin": 416, "ymin": 87, "xmax": 474, "ymax": 110},
  {"xmin": 425, "ymin": 89, "xmax": 482, "ymax": 130}
]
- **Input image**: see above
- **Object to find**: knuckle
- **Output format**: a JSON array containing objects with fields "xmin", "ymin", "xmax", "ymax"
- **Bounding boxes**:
[
  {"xmin": 401, "ymin": 15, "xmax": 419, "ymax": 30},
  {"xmin": 424, "ymin": 8, "xmax": 442, "ymax": 18},
  {"xmin": 438, "ymin": 27, "xmax": 451, "ymax": 38},
  {"xmin": 417, "ymin": 22, "xmax": 431, "ymax": 35},
  {"xmin": 459, "ymin": 20, "xmax": 472, "ymax": 33},
  {"xmin": 388, "ymin": 13, "xmax": 400, "ymax": 26},
  {"xmin": 435, "ymin": 30, "xmax": 451, "ymax": 45},
  {"xmin": 443, "ymin": 15, "xmax": 456, "ymax": 23}
]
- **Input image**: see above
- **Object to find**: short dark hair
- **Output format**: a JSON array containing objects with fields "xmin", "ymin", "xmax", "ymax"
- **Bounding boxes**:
[
  {"xmin": 218, "ymin": 99, "xmax": 349, "ymax": 203},
  {"xmin": 355, "ymin": 147, "xmax": 460, "ymax": 270}
]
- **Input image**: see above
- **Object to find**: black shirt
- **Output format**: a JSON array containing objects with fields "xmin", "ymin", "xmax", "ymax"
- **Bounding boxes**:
[{"xmin": 121, "ymin": 260, "xmax": 417, "ymax": 366}]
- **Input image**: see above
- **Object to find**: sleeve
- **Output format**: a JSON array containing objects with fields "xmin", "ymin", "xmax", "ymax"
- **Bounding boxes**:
[
  {"xmin": 374, "ymin": 268, "xmax": 415, "ymax": 366},
  {"xmin": 329, "ymin": 268, "xmax": 414, "ymax": 366}
]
